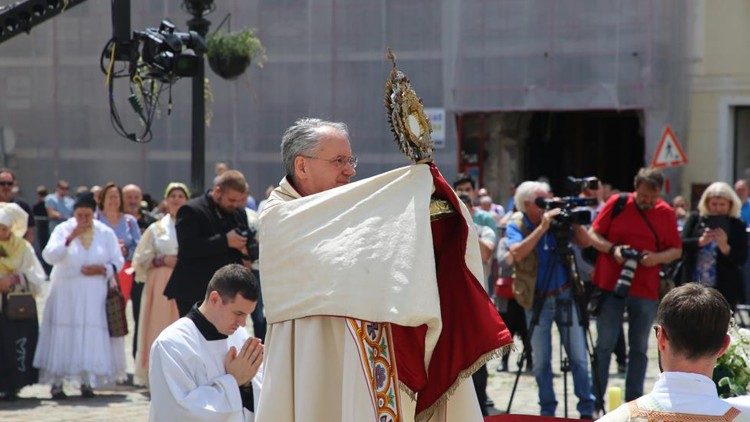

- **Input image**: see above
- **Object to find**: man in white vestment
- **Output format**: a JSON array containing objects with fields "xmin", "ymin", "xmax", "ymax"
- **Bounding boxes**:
[
  {"xmin": 149, "ymin": 264, "xmax": 264, "ymax": 422},
  {"xmin": 600, "ymin": 283, "xmax": 749, "ymax": 421},
  {"xmin": 256, "ymin": 118, "xmax": 511, "ymax": 422}
]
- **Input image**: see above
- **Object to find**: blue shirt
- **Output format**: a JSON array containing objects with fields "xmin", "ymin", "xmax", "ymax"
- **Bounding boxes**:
[
  {"xmin": 98, "ymin": 213, "xmax": 141, "ymax": 261},
  {"xmin": 44, "ymin": 193, "xmax": 74, "ymax": 230},
  {"xmin": 741, "ymin": 200, "xmax": 750, "ymax": 227},
  {"xmin": 505, "ymin": 214, "xmax": 568, "ymax": 293}
]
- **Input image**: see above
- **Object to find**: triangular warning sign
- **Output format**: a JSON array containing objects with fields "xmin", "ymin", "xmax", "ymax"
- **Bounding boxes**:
[{"xmin": 651, "ymin": 125, "xmax": 688, "ymax": 169}]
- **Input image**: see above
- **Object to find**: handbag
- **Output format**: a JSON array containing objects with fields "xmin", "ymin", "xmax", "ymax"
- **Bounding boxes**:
[
  {"xmin": 105, "ymin": 265, "xmax": 129, "ymax": 337},
  {"xmin": 4, "ymin": 290, "xmax": 37, "ymax": 320},
  {"xmin": 494, "ymin": 276, "xmax": 514, "ymax": 300}
]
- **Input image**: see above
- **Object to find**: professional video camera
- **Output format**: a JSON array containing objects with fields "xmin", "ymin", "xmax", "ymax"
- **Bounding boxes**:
[
  {"xmin": 567, "ymin": 176, "xmax": 599, "ymax": 193},
  {"xmin": 613, "ymin": 247, "xmax": 642, "ymax": 298},
  {"xmin": 133, "ymin": 20, "xmax": 207, "ymax": 82},
  {"xmin": 534, "ymin": 196, "xmax": 597, "ymax": 227},
  {"xmin": 234, "ymin": 227, "xmax": 260, "ymax": 262}
]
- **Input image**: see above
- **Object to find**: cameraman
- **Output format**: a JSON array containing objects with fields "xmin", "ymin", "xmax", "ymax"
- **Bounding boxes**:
[
  {"xmin": 164, "ymin": 170, "xmax": 252, "ymax": 316},
  {"xmin": 587, "ymin": 168, "xmax": 682, "ymax": 409},
  {"xmin": 507, "ymin": 181, "xmax": 595, "ymax": 419}
]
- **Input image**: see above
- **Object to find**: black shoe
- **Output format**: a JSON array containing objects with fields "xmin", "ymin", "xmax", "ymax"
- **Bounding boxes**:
[
  {"xmin": 1, "ymin": 391, "xmax": 18, "ymax": 401},
  {"xmin": 485, "ymin": 397, "xmax": 495, "ymax": 408},
  {"xmin": 80, "ymin": 385, "xmax": 95, "ymax": 398},
  {"xmin": 50, "ymin": 385, "xmax": 67, "ymax": 400},
  {"xmin": 580, "ymin": 415, "xmax": 593, "ymax": 420},
  {"xmin": 617, "ymin": 363, "xmax": 627, "ymax": 374}
]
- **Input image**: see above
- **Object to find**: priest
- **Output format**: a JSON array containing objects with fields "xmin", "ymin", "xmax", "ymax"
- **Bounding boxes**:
[
  {"xmin": 149, "ymin": 264, "xmax": 264, "ymax": 422},
  {"xmin": 256, "ymin": 113, "xmax": 511, "ymax": 421}
]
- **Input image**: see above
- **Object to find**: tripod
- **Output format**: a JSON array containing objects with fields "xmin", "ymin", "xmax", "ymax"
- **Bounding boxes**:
[{"xmin": 505, "ymin": 227, "xmax": 606, "ymax": 417}]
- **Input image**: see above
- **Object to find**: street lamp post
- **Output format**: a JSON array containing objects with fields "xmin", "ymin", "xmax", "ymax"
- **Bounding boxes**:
[{"xmin": 183, "ymin": 0, "xmax": 213, "ymax": 195}]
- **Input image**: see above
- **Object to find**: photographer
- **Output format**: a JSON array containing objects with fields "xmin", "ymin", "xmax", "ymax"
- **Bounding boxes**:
[
  {"xmin": 680, "ymin": 182, "xmax": 747, "ymax": 308},
  {"xmin": 164, "ymin": 170, "xmax": 252, "ymax": 316},
  {"xmin": 506, "ymin": 180, "xmax": 595, "ymax": 419},
  {"xmin": 587, "ymin": 167, "xmax": 682, "ymax": 410}
]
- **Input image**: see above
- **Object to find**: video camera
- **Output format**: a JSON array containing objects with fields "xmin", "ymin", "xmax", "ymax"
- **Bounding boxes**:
[
  {"xmin": 133, "ymin": 20, "xmax": 207, "ymax": 82},
  {"xmin": 534, "ymin": 196, "xmax": 596, "ymax": 226},
  {"xmin": 234, "ymin": 227, "xmax": 260, "ymax": 262},
  {"xmin": 567, "ymin": 176, "xmax": 599, "ymax": 193}
]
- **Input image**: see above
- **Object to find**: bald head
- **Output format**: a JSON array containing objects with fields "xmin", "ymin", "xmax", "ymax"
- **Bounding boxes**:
[
  {"xmin": 122, "ymin": 184, "xmax": 143, "ymax": 216},
  {"xmin": 735, "ymin": 180, "xmax": 749, "ymax": 202}
]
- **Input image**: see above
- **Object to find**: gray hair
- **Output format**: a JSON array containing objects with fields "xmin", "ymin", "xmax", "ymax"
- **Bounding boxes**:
[
  {"xmin": 280, "ymin": 118, "xmax": 349, "ymax": 178},
  {"xmin": 514, "ymin": 181, "xmax": 549, "ymax": 213}
]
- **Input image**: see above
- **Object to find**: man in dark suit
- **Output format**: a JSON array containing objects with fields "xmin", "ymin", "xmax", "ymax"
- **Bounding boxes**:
[{"xmin": 165, "ymin": 170, "xmax": 252, "ymax": 316}]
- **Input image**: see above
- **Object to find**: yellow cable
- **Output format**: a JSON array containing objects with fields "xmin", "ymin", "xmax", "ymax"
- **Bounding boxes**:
[
  {"xmin": 105, "ymin": 43, "xmax": 116, "ymax": 87},
  {"xmin": 62, "ymin": 0, "xmax": 70, "ymax": 13}
]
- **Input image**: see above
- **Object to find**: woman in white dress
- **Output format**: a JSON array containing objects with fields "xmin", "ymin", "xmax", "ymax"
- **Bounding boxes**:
[
  {"xmin": 132, "ymin": 182, "xmax": 188, "ymax": 385},
  {"xmin": 33, "ymin": 193, "xmax": 124, "ymax": 399}
]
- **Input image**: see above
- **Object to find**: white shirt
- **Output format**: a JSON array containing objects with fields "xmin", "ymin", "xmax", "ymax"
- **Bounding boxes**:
[{"xmin": 600, "ymin": 372, "xmax": 750, "ymax": 421}]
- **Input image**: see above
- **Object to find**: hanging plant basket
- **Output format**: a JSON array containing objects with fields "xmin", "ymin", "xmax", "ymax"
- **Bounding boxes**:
[
  {"xmin": 208, "ymin": 54, "xmax": 251, "ymax": 80},
  {"xmin": 207, "ymin": 28, "xmax": 266, "ymax": 80}
]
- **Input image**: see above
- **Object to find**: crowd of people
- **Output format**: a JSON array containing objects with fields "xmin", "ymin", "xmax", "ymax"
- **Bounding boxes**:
[
  {"xmin": 0, "ymin": 122, "xmax": 750, "ymax": 421},
  {"xmin": 458, "ymin": 167, "xmax": 750, "ymax": 419},
  {"xmin": 0, "ymin": 165, "xmax": 268, "ymax": 402}
]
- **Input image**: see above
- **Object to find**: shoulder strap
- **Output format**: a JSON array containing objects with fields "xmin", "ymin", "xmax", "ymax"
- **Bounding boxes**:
[
  {"xmin": 611, "ymin": 192, "xmax": 629, "ymax": 220},
  {"xmin": 635, "ymin": 205, "xmax": 661, "ymax": 251}
]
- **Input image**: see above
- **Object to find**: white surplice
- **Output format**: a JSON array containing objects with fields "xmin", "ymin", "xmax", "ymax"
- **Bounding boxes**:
[
  {"xmin": 600, "ymin": 372, "xmax": 750, "ymax": 421},
  {"xmin": 149, "ymin": 317, "xmax": 262, "ymax": 422},
  {"xmin": 256, "ymin": 165, "xmax": 483, "ymax": 422}
]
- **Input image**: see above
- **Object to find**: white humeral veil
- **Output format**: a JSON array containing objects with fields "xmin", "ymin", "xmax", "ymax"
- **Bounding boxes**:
[{"xmin": 256, "ymin": 164, "xmax": 482, "ymax": 422}]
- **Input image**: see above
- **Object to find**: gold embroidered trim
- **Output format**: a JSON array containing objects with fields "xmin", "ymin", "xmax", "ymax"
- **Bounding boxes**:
[
  {"xmin": 413, "ymin": 343, "xmax": 514, "ymax": 422},
  {"xmin": 627, "ymin": 400, "xmax": 741, "ymax": 421},
  {"xmin": 346, "ymin": 318, "xmax": 402, "ymax": 422},
  {"xmin": 429, "ymin": 199, "xmax": 454, "ymax": 221}
]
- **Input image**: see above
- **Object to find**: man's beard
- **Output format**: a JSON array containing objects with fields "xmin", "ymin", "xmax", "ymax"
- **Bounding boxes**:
[
  {"xmin": 636, "ymin": 202, "xmax": 653, "ymax": 211},
  {"xmin": 217, "ymin": 203, "xmax": 237, "ymax": 214}
]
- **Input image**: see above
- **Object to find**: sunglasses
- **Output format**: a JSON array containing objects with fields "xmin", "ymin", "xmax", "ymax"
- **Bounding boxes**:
[{"xmin": 0, "ymin": 181, "xmax": 13, "ymax": 187}]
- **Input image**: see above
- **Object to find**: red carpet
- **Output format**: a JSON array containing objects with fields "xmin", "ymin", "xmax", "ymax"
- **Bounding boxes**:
[{"xmin": 485, "ymin": 415, "xmax": 581, "ymax": 421}]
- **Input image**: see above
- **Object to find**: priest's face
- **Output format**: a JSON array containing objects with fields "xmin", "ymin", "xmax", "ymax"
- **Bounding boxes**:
[
  {"xmin": 214, "ymin": 292, "xmax": 257, "ymax": 335},
  {"xmin": 294, "ymin": 127, "xmax": 356, "ymax": 196}
]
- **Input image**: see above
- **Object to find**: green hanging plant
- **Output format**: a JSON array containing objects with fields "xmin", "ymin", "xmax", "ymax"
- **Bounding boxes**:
[{"xmin": 207, "ymin": 28, "xmax": 266, "ymax": 80}]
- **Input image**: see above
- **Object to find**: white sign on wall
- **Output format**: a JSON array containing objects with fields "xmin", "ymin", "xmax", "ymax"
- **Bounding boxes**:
[{"xmin": 425, "ymin": 108, "xmax": 446, "ymax": 149}]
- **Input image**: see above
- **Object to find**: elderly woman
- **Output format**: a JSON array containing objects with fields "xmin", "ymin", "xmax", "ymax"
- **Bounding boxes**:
[
  {"xmin": 680, "ymin": 181, "xmax": 748, "ymax": 307},
  {"xmin": 33, "ymin": 193, "xmax": 124, "ymax": 399},
  {"xmin": 0, "ymin": 203, "xmax": 46, "ymax": 401},
  {"xmin": 131, "ymin": 182, "xmax": 188, "ymax": 386}
]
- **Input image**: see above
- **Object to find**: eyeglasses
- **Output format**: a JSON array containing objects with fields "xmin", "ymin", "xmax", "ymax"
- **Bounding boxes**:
[
  {"xmin": 58, "ymin": 186, "xmax": 69, "ymax": 191},
  {"xmin": 0, "ymin": 181, "xmax": 13, "ymax": 187},
  {"xmin": 301, "ymin": 155, "xmax": 358, "ymax": 169}
]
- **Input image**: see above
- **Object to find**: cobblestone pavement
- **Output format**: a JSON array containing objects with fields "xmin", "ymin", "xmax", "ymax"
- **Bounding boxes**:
[{"xmin": 0, "ymin": 287, "xmax": 662, "ymax": 421}]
